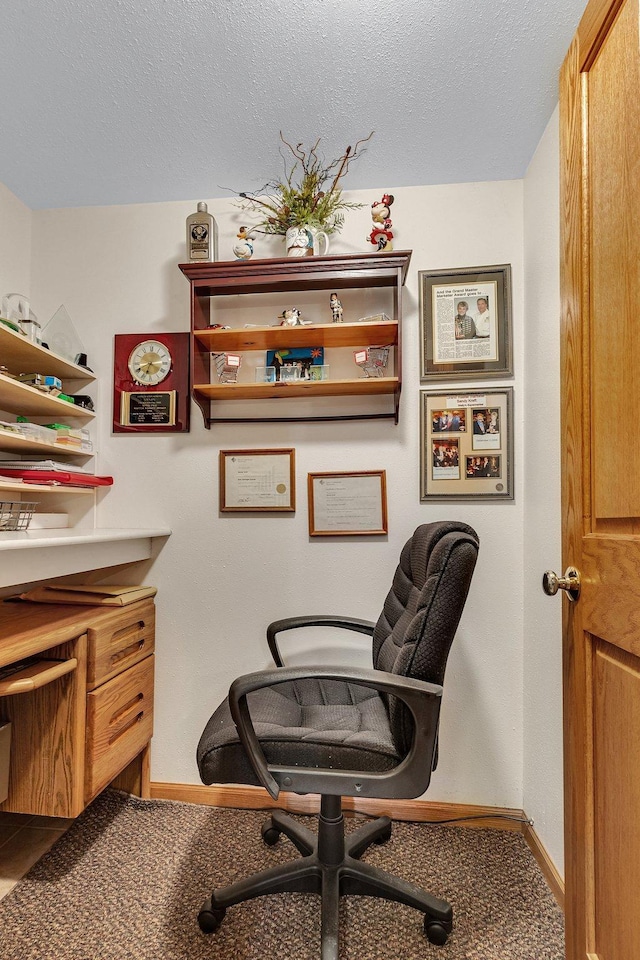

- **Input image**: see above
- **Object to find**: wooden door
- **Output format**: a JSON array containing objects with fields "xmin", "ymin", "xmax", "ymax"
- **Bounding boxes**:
[{"xmin": 560, "ymin": 1, "xmax": 640, "ymax": 958}]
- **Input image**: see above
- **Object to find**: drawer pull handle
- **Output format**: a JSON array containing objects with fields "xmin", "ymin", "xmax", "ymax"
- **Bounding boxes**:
[
  {"xmin": 109, "ymin": 621, "xmax": 147, "ymax": 648},
  {"xmin": 109, "ymin": 711, "xmax": 144, "ymax": 745},
  {"xmin": 110, "ymin": 639, "xmax": 146, "ymax": 667},
  {"xmin": 110, "ymin": 692, "xmax": 144, "ymax": 727}
]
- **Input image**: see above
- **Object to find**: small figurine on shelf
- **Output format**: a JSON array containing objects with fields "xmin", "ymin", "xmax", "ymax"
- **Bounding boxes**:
[
  {"xmin": 278, "ymin": 307, "xmax": 306, "ymax": 327},
  {"xmin": 232, "ymin": 226, "xmax": 256, "ymax": 260},
  {"xmin": 368, "ymin": 193, "xmax": 394, "ymax": 252},
  {"xmin": 329, "ymin": 292, "xmax": 344, "ymax": 323}
]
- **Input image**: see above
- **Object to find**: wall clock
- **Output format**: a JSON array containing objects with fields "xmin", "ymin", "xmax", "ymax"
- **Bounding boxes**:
[
  {"xmin": 113, "ymin": 332, "xmax": 190, "ymax": 433},
  {"xmin": 128, "ymin": 339, "xmax": 173, "ymax": 386}
]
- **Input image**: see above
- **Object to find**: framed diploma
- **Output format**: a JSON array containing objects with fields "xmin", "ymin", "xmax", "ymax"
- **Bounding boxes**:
[
  {"xmin": 307, "ymin": 470, "xmax": 388, "ymax": 536},
  {"xmin": 220, "ymin": 448, "xmax": 296, "ymax": 512}
]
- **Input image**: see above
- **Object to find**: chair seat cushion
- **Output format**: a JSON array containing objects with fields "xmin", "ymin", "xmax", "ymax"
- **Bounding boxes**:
[{"xmin": 197, "ymin": 678, "xmax": 400, "ymax": 788}]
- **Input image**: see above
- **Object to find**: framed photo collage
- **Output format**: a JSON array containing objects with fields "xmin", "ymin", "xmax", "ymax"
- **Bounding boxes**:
[{"xmin": 418, "ymin": 264, "xmax": 514, "ymax": 501}]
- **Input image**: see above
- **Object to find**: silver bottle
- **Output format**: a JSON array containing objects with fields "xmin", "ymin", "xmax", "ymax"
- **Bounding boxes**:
[{"xmin": 187, "ymin": 202, "xmax": 218, "ymax": 261}]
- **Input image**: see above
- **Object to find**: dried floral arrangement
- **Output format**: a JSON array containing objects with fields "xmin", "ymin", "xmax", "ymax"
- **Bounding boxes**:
[{"xmin": 235, "ymin": 131, "xmax": 374, "ymax": 236}]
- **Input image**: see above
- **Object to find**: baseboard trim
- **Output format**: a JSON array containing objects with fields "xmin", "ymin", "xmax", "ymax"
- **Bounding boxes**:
[
  {"xmin": 523, "ymin": 822, "xmax": 565, "ymax": 909},
  {"xmin": 150, "ymin": 781, "xmax": 527, "ymax": 831},
  {"xmin": 150, "ymin": 782, "xmax": 565, "ymax": 907}
]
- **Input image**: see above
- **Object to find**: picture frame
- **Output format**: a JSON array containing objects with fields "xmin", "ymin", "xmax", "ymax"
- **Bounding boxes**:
[
  {"xmin": 266, "ymin": 346, "xmax": 324, "ymax": 381},
  {"xmin": 308, "ymin": 470, "xmax": 388, "ymax": 536},
  {"xmin": 420, "ymin": 387, "xmax": 514, "ymax": 501},
  {"xmin": 419, "ymin": 264, "xmax": 512, "ymax": 381},
  {"xmin": 220, "ymin": 448, "xmax": 295, "ymax": 512}
]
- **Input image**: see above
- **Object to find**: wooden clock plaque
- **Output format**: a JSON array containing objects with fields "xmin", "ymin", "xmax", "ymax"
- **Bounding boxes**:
[{"xmin": 113, "ymin": 332, "xmax": 190, "ymax": 433}]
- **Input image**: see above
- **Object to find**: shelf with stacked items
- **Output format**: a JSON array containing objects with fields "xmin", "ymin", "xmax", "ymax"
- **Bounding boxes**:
[
  {"xmin": 193, "ymin": 318, "xmax": 399, "ymax": 352},
  {"xmin": 0, "ymin": 324, "xmax": 95, "ymax": 388},
  {"xmin": 0, "ymin": 372, "xmax": 95, "ymax": 423},
  {"xmin": 0, "ymin": 427, "xmax": 91, "ymax": 459},
  {"xmin": 0, "ymin": 477, "xmax": 94, "ymax": 497},
  {"xmin": 180, "ymin": 250, "xmax": 411, "ymax": 425},
  {"xmin": 0, "ymin": 322, "xmax": 99, "ymax": 515},
  {"xmin": 194, "ymin": 375, "xmax": 398, "ymax": 401}
]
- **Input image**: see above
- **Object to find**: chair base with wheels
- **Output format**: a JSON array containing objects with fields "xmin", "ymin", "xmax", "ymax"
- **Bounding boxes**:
[{"xmin": 198, "ymin": 795, "xmax": 452, "ymax": 951}]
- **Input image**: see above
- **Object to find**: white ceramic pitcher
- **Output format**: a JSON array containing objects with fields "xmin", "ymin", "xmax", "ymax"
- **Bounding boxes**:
[{"xmin": 285, "ymin": 226, "xmax": 330, "ymax": 257}]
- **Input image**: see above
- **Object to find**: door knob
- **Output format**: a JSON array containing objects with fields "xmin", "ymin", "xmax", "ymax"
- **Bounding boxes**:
[{"xmin": 542, "ymin": 567, "xmax": 581, "ymax": 601}]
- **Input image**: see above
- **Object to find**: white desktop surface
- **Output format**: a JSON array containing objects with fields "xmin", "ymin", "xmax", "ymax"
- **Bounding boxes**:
[{"xmin": 0, "ymin": 527, "xmax": 171, "ymax": 589}]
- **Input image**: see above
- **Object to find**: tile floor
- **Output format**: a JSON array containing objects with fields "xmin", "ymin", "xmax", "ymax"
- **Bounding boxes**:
[{"xmin": 0, "ymin": 811, "xmax": 70, "ymax": 900}]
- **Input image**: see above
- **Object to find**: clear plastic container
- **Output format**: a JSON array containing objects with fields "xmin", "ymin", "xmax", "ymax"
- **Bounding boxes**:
[{"xmin": 16, "ymin": 422, "xmax": 59, "ymax": 444}]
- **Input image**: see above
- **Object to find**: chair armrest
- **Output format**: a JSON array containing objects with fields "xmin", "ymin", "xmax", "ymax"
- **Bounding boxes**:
[
  {"xmin": 266, "ymin": 616, "xmax": 376, "ymax": 667},
  {"xmin": 229, "ymin": 665, "xmax": 442, "ymax": 801}
]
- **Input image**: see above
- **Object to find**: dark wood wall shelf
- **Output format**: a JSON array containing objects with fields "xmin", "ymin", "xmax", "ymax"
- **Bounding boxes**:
[{"xmin": 179, "ymin": 250, "xmax": 411, "ymax": 426}]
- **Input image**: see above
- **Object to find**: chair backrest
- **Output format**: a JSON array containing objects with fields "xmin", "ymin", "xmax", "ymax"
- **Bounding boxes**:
[{"xmin": 373, "ymin": 521, "xmax": 479, "ymax": 755}]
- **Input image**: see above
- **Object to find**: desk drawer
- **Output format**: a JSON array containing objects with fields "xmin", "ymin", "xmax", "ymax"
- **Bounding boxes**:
[
  {"xmin": 85, "ymin": 654, "xmax": 154, "ymax": 802},
  {"xmin": 86, "ymin": 600, "xmax": 155, "ymax": 689}
]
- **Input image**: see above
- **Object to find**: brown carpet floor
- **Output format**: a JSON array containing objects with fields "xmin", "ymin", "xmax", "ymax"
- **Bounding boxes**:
[{"xmin": 0, "ymin": 790, "xmax": 564, "ymax": 959}]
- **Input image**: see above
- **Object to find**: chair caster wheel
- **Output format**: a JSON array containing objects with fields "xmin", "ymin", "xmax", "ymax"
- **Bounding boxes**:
[
  {"xmin": 261, "ymin": 817, "xmax": 281, "ymax": 846},
  {"xmin": 198, "ymin": 899, "xmax": 226, "ymax": 933},
  {"xmin": 424, "ymin": 918, "xmax": 451, "ymax": 945}
]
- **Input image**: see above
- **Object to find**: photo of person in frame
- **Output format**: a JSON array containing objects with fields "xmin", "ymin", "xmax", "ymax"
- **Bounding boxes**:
[
  {"xmin": 474, "ymin": 295, "xmax": 491, "ymax": 338},
  {"xmin": 432, "ymin": 439, "xmax": 460, "ymax": 479},
  {"xmin": 432, "ymin": 408, "xmax": 466, "ymax": 433},
  {"xmin": 472, "ymin": 406, "xmax": 501, "ymax": 451},
  {"xmin": 465, "ymin": 455, "xmax": 501, "ymax": 478},
  {"xmin": 454, "ymin": 300, "xmax": 476, "ymax": 340},
  {"xmin": 485, "ymin": 408, "xmax": 500, "ymax": 434},
  {"xmin": 472, "ymin": 409, "xmax": 489, "ymax": 435}
]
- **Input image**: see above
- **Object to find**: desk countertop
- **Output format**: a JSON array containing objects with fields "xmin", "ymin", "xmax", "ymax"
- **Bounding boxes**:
[{"xmin": 0, "ymin": 527, "xmax": 171, "ymax": 589}]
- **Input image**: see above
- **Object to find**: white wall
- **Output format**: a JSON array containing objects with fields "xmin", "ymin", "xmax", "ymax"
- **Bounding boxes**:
[
  {"xmin": 29, "ymin": 181, "xmax": 526, "ymax": 808},
  {"xmin": 522, "ymin": 106, "xmax": 564, "ymax": 873},
  {"xmin": 0, "ymin": 182, "xmax": 32, "ymax": 301}
]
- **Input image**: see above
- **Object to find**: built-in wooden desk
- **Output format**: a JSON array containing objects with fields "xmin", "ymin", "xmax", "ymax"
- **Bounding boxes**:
[{"xmin": 0, "ymin": 598, "xmax": 155, "ymax": 818}]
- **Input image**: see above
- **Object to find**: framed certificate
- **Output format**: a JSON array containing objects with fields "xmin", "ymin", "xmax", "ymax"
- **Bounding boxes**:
[
  {"xmin": 307, "ymin": 470, "xmax": 388, "ymax": 536},
  {"xmin": 220, "ymin": 448, "xmax": 295, "ymax": 512}
]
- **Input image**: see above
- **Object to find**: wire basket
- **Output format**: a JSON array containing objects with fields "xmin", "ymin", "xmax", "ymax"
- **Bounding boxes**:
[{"xmin": 0, "ymin": 501, "xmax": 38, "ymax": 531}]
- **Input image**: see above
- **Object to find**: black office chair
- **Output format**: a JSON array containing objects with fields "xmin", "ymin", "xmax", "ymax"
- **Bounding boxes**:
[{"xmin": 196, "ymin": 521, "xmax": 479, "ymax": 956}]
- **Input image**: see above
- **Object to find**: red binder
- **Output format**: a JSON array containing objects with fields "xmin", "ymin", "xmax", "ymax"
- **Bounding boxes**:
[{"xmin": 0, "ymin": 469, "xmax": 113, "ymax": 487}]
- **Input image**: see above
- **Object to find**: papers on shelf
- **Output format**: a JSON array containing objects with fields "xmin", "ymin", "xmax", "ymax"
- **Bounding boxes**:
[
  {"xmin": 0, "ymin": 460, "xmax": 91, "ymax": 473},
  {"xmin": 356, "ymin": 313, "xmax": 392, "ymax": 323},
  {"xmin": 0, "ymin": 462, "xmax": 112, "ymax": 487}
]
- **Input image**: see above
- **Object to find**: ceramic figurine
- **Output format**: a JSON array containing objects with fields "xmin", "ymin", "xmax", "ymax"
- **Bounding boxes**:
[
  {"xmin": 330, "ymin": 293, "xmax": 343, "ymax": 323},
  {"xmin": 279, "ymin": 307, "xmax": 303, "ymax": 327},
  {"xmin": 233, "ymin": 226, "xmax": 255, "ymax": 260},
  {"xmin": 368, "ymin": 193, "xmax": 394, "ymax": 251}
]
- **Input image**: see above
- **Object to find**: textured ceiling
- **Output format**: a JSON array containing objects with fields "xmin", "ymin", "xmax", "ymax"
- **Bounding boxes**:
[{"xmin": 1, "ymin": 0, "xmax": 586, "ymax": 210}]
